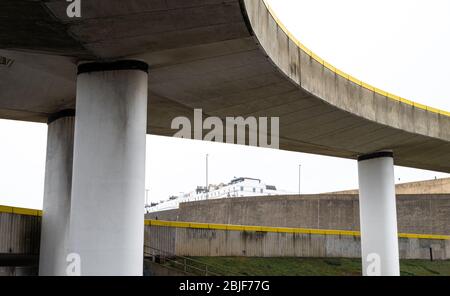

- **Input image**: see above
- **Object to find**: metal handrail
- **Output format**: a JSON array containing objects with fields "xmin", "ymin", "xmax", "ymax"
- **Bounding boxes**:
[
  {"xmin": 144, "ymin": 245, "xmax": 243, "ymax": 276},
  {"xmin": 145, "ymin": 245, "xmax": 221, "ymax": 269},
  {"xmin": 144, "ymin": 246, "xmax": 221, "ymax": 276}
]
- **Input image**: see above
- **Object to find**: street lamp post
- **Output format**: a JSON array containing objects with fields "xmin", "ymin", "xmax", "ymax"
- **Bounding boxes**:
[
  {"xmin": 206, "ymin": 154, "xmax": 209, "ymax": 191},
  {"xmin": 298, "ymin": 164, "xmax": 301, "ymax": 195}
]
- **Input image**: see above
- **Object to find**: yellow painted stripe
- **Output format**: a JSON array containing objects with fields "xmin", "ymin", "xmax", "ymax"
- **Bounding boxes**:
[
  {"xmin": 0, "ymin": 205, "xmax": 42, "ymax": 216},
  {"xmin": 3, "ymin": 205, "xmax": 447, "ymax": 241},
  {"xmin": 145, "ymin": 220, "xmax": 450, "ymax": 241},
  {"xmin": 260, "ymin": 0, "xmax": 450, "ymax": 117}
]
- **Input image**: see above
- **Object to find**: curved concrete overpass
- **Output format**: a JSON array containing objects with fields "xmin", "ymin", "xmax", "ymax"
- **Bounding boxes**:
[
  {"xmin": 1, "ymin": 0, "xmax": 449, "ymax": 276},
  {"xmin": 0, "ymin": 0, "xmax": 449, "ymax": 172}
]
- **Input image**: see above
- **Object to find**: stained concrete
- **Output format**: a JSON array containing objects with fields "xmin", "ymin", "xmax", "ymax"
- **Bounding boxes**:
[
  {"xmin": 68, "ymin": 68, "xmax": 148, "ymax": 276},
  {"xmin": 39, "ymin": 115, "xmax": 75, "ymax": 276},
  {"xmin": 1, "ymin": 207, "xmax": 448, "ymax": 268},
  {"xmin": 0, "ymin": 212, "xmax": 41, "ymax": 255},
  {"xmin": 331, "ymin": 178, "xmax": 450, "ymax": 195},
  {"xmin": 146, "ymin": 194, "xmax": 450, "ymax": 235},
  {"xmin": 145, "ymin": 225, "xmax": 450, "ymax": 260}
]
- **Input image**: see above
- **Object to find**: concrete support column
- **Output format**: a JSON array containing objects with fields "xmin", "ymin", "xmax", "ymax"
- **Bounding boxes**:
[
  {"xmin": 69, "ymin": 60, "xmax": 148, "ymax": 275},
  {"xmin": 39, "ymin": 110, "xmax": 75, "ymax": 276},
  {"xmin": 358, "ymin": 151, "xmax": 400, "ymax": 276}
]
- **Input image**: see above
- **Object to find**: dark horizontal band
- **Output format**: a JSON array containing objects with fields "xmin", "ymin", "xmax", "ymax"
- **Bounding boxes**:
[
  {"xmin": 48, "ymin": 109, "xmax": 75, "ymax": 124},
  {"xmin": 77, "ymin": 60, "xmax": 149, "ymax": 75},
  {"xmin": 358, "ymin": 151, "xmax": 394, "ymax": 162}
]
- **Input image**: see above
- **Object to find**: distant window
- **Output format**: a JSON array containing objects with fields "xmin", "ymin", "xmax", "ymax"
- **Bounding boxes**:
[
  {"xmin": 240, "ymin": 186, "xmax": 244, "ymax": 191},
  {"xmin": 253, "ymin": 188, "xmax": 256, "ymax": 193},
  {"xmin": 260, "ymin": 189, "xmax": 263, "ymax": 193},
  {"xmin": 266, "ymin": 185, "xmax": 277, "ymax": 190}
]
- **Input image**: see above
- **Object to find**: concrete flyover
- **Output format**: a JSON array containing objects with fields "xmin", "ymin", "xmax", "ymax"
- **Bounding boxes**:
[{"xmin": 0, "ymin": 0, "xmax": 449, "ymax": 275}]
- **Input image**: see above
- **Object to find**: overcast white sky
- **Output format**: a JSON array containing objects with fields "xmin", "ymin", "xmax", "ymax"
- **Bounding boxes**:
[{"xmin": 0, "ymin": 0, "xmax": 449, "ymax": 209}]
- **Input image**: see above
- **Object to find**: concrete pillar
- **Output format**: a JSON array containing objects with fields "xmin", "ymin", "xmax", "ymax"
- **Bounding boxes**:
[
  {"xmin": 358, "ymin": 151, "xmax": 400, "ymax": 276},
  {"xmin": 69, "ymin": 60, "xmax": 148, "ymax": 275},
  {"xmin": 39, "ymin": 110, "xmax": 75, "ymax": 276}
]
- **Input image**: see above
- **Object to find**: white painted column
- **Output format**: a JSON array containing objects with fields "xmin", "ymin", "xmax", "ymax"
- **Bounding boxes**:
[
  {"xmin": 358, "ymin": 151, "xmax": 400, "ymax": 276},
  {"xmin": 39, "ymin": 111, "xmax": 75, "ymax": 276},
  {"xmin": 69, "ymin": 61, "xmax": 148, "ymax": 276}
]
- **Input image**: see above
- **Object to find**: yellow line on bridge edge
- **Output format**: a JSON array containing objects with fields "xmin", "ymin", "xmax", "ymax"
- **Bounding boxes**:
[{"xmin": 260, "ymin": 0, "xmax": 450, "ymax": 117}]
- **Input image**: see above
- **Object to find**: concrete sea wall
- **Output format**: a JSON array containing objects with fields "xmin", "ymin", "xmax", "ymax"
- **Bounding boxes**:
[
  {"xmin": 144, "ymin": 224, "xmax": 450, "ymax": 260},
  {"xmin": 146, "ymin": 194, "xmax": 450, "ymax": 235}
]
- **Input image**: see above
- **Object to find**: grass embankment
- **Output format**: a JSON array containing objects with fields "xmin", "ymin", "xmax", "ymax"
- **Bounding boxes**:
[{"xmin": 187, "ymin": 257, "xmax": 450, "ymax": 276}]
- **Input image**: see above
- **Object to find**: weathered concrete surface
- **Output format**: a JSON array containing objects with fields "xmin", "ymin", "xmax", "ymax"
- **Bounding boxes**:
[
  {"xmin": 144, "ymin": 225, "xmax": 450, "ymax": 260},
  {"xmin": 144, "ymin": 223, "xmax": 176, "ymax": 255},
  {"xmin": 1, "ymin": 207, "xmax": 448, "ymax": 268},
  {"xmin": 146, "ymin": 194, "xmax": 450, "ymax": 235},
  {"xmin": 39, "ymin": 115, "xmax": 75, "ymax": 276},
  {"xmin": 331, "ymin": 178, "xmax": 450, "ymax": 195},
  {"xmin": 358, "ymin": 155, "xmax": 399, "ymax": 275},
  {"xmin": 0, "ymin": 0, "xmax": 449, "ymax": 172},
  {"xmin": 0, "ymin": 209, "xmax": 40, "ymax": 275},
  {"xmin": 69, "ymin": 68, "xmax": 148, "ymax": 276},
  {"xmin": 0, "ymin": 212, "xmax": 41, "ymax": 255},
  {"xmin": 0, "ymin": 210, "xmax": 40, "ymax": 275}
]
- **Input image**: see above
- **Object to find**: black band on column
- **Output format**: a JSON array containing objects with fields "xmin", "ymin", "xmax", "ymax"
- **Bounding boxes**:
[
  {"xmin": 358, "ymin": 151, "xmax": 394, "ymax": 162},
  {"xmin": 48, "ymin": 109, "xmax": 76, "ymax": 124},
  {"xmin": 77, "ymin": 60, "xmax": 149, "ymax": 75}
]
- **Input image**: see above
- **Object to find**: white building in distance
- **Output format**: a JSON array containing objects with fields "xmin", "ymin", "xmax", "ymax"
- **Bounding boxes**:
[{"xmin": 146, "ymin": 177, "xmax": 290, "ymax": 213}]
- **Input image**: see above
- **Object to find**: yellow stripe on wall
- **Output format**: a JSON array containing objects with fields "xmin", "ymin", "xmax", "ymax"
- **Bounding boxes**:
[
  {"xmin": 0, "ymin": 205, "xmax": 42, "ymax": 217},
  {"xmin": 145, "ymin": 220, "xmax": 450, "ymax": 241},
  {"xmin": 2, "ymin": 205, "xmax": 447, "ymax": 241}
]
